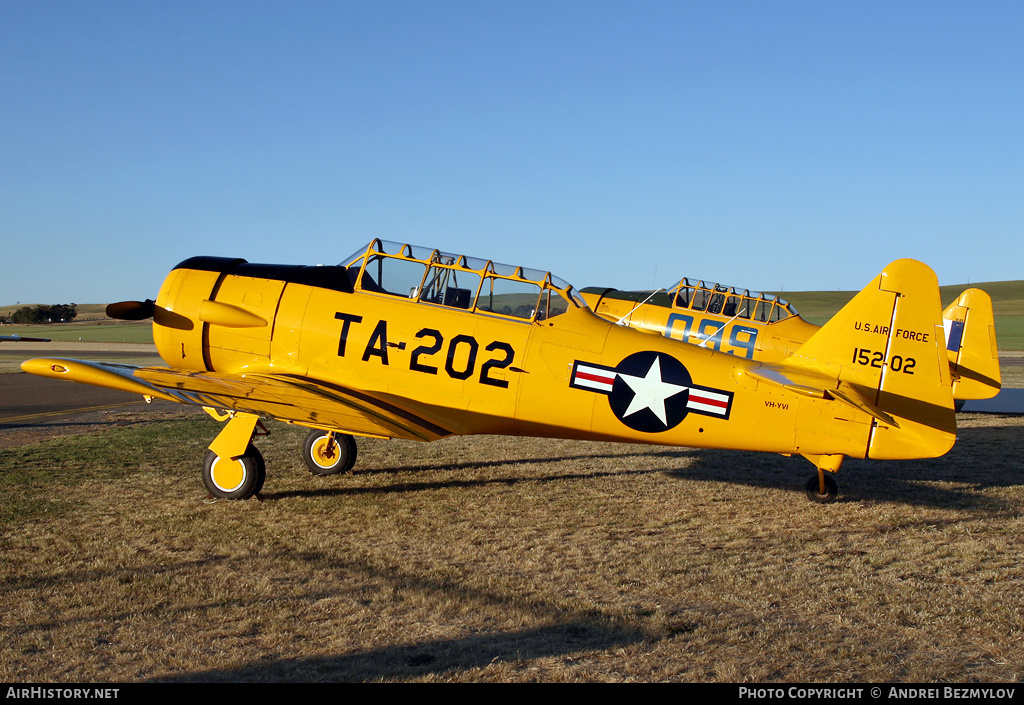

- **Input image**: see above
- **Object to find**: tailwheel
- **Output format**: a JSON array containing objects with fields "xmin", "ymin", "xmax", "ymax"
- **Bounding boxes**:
[
  {"xmin": 202, "ymin": 444, "xmax": 266, "ymax": 500},
  {"xmin": 303, "ymin": 429, "xmax": 357, "ymax": 475},
  {"xmin": 805, "ymin": 472, "xmax": 839, "ymax": 504}
]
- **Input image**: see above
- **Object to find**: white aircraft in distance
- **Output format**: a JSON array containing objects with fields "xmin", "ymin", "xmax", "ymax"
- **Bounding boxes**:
[{"xmin": 0, "ymin": 334, "xmax": 51, "ymax": 342}]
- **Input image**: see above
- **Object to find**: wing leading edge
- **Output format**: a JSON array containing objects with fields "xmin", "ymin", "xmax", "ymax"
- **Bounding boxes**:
[{"xmin": 20, "ymin": 358, "xmax": 453, "ymax": 442}]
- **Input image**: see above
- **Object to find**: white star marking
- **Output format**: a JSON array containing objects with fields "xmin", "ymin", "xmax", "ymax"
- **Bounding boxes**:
[{"xmin": 616, "ymin": 356, "xmax": 689, "ymax": 425}]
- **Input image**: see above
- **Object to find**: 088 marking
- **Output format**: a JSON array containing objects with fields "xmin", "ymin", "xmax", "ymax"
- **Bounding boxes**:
[{"xmin": 851, "ymin": 347, "xmax": 916, "ymax": 374}]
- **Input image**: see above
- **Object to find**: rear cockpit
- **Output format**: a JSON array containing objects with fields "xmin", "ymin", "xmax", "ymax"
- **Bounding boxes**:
[
  {"xmin": 668, "ymin": 278, "xmax": 799, "ymax": 323},
  {"xmin": 341, "ymin": 239, "xmax": 587, "ymax": 322},
  {"xmin": 581, "ymin": 277, "xmax": 800, "ymax": 325}
]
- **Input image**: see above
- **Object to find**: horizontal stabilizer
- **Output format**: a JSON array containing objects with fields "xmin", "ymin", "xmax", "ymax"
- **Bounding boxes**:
[
  {"xmin": 826, "ymin": 386, "xmax": 899, "ymax": 428},
  {"xmin": 745, "ymin": 366, "xmax": 899, "ymax": 427},
  {"xmin": 744, "ymin": 366, "xmax": 829, "ymax": 398}
]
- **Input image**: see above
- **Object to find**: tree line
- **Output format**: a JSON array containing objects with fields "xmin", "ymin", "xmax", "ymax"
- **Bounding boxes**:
[{"xmin": 3, "ymin": 304, "xmax": 78, "ymax": 324}]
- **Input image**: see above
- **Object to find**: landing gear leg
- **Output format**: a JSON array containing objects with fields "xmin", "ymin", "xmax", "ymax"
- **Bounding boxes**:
[{"xmin": 801, "ymin": 454, "xmax": 843, "ymax": 504}]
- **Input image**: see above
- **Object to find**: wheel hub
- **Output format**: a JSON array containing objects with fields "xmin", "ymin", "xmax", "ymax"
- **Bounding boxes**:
[{"xmin": 312, "ymin": 436, "xmax": 340, "ymax": 468}]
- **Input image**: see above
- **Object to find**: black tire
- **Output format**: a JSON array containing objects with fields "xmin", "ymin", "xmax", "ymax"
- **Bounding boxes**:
[
  {"xmin": 806, "ymin": 473, "xmax": 839, "ymax": 503},
  {"xmin": 202, "ymin": 445, "xmax": 266, "ymax": 500},
  {"xmin": 303, "ymin": 430, "xmax": 357, "ymax": 475},
  {"xmin": 251, "ymin": 446, "xmax": 267, "ymax": 496}
]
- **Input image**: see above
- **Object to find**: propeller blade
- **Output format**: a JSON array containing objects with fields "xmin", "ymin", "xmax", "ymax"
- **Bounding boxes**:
[{"xmin": 106, "ymin": 299, "xmax": 156, "ymax": 321}]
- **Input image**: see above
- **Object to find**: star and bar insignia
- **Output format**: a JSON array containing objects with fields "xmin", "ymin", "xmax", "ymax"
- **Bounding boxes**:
[{"xmin": 570, "ymin": 351, "xmax": 733, "ymax": 433}]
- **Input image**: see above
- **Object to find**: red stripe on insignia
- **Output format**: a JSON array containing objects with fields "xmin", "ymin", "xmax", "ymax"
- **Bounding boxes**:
[
  {"xmin": 576, "ymin": 370, "xmax": 615, "ymax": 385},
  {"xmin": 689, "ymin": 392, "xmax": 728, "ymax": 409}
]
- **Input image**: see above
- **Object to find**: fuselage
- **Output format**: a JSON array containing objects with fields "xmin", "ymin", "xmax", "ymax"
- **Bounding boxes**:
[{"xmin": 150, "ymin": 249, "xmax": 876, "ymax": 461}]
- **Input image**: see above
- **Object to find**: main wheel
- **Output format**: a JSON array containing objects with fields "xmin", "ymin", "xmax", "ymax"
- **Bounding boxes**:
[
  {"xmin": 303, "ymin": 430, "xmax": 357, "ymax": 475},
  {"xmin": 805, "ymin": 473, "xmax": 839, "ymax": 503},
  {"xmin": 202, "ymin": 445, "xmax": 266, "ymax": 500}
]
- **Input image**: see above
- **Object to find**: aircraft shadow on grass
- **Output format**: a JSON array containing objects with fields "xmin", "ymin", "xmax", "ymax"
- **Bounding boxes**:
[
  {"xmin": 3, "ymin": 412, "xmax": 1018, "ymax": 512},
  {"xmin": 258, "ymin": 421, "xmax": 1022, "ymax": 512},
  {"xmin": 155, "ymin": 621, "xmax": 657, "ymax": 682},
  {"xmin": 659, "ymin": 423, "xmax": 1024, "ymax": 512},
  {"xmin": 10, "ymin": 538, "xmax": 690, "ymax": 683},
  {"xmin": 146, "ymin": 551, "xmax": 695, "ymax": 683}
]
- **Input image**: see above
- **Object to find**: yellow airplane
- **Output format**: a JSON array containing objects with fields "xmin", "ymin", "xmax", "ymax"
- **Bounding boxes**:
[
  {"xmin": 580, "ymin": 277, "xmax": 1001, "ymax": 406},
  {"xmin": 22, "ymin": 239, "xmax": 965, "ymax": 503}
]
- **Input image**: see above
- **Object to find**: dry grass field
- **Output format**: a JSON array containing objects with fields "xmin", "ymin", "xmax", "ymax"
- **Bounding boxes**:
[{"xmin": 1, "ymin": 394, "xmax": 1022, "ymax": 682}]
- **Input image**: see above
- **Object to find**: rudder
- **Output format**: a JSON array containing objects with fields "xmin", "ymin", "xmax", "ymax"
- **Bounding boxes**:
[{"xmin": 943, "ymin": 288, "xmax": 1001, "ymax": 402}]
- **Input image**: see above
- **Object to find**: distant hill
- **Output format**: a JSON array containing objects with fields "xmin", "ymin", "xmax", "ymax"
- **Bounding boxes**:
[
  {"xmin": 4, "ymin": 281, "xmax": 1023, "ymax": 349},
  {"xmin": 771, "ymin": 280, "xmax": 1023, "ymax": 320},
  {"xmin": 776, "ymin": 280, "xmax": 1024, "ymax": 351}
]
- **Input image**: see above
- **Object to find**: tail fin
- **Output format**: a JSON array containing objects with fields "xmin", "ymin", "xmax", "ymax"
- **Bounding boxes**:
[
  {"xmin": 943, "ymin": 288, "xmax": 1001, "ymax": 401},
  {"xmin": 788, "ymin": 259, "xmax": 956, "ymax": 460}
]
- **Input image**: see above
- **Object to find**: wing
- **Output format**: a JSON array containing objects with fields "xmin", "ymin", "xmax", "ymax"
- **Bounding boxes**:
[{"xmin": 20, "ymin": 357, "xmax": 453, "ymax": 442}]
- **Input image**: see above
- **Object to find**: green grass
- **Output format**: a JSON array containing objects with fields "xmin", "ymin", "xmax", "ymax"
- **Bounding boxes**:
[
  {"xmin": 0, "ymin": 417, "xmax": 211, "ymax": 524},
  {"xmin": 0, "ymin": 322, "xmax": 153, "ymax": 344}
]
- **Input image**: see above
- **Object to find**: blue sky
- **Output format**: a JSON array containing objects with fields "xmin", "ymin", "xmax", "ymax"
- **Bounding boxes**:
[{"xmin": 3, "ymin": 1, "xmax": 1022, "ymax": 305}]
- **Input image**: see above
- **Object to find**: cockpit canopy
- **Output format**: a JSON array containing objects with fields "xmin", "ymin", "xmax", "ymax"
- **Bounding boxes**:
[
  {"xmin": 667, "ymin": 277, "xmax": 799, "ymax": 322},
  {"xmin": 582, "ymin": 277, "xmax": 800, "ymax": 324},
  {"xmin": 341, "ymin": 239, "xmax": 587, "ymax": 322}
]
